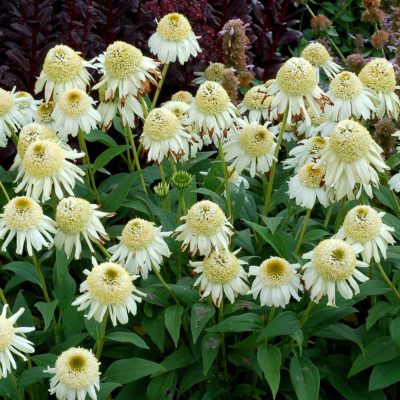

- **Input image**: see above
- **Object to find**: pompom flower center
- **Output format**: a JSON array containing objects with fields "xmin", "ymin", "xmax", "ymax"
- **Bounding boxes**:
[
  {"xmin": 344, "ymin": 205, "xmax": 382, "ymax": 242},
  {"xmin": 36, "ymin": 102, "xmax": 55, "ymax": 124},
  {"xmin": 330, "ymin": 120, "xmax": 371, "ymax": 162},
  {"xmin": 58, "ymin": 89, "xmax": 90, "ymax": 117},
  {"xmin": 239, "ymin": 124, "xmax": 274, "ymax": 156},
  {"xmin": 203, "ymin": 250, "xmax": 239, "ymax": 284},
  {"xmin": 43, "ymin": 45, "xmax": 83, "ymax": 82},
  {"xmin": 276, "ymin": 57, "xmax": 317, "ymax": 97},
  {"xmin": 3, "ymin": 197, "xmax": 43, "ymax": 231},
  {"xmin": 143, "ymin": 108, "xmax": 180, "ymax": 140},
  {"xmin": 260, "ymin": 257, "xmax": 292, "ymax": 287},
  {"xmin": 23, "ymin": 140, "xmax": 65, "ymax": 178},
  {"xmin": 195, "ymin": 81, "xmax": 230, "ymax": 115},
  {"xmin": 359, "ymin": 58, "xmax": 396, "ymax": 93},
  {"xmin": 313, "ymin": 239, "xmax": 357, "ymax": 281},
  {"xmin": 0, "ymin": 89, "xmax": 13, "ymax": 116},
  {"xmin": 56, "ymin": 197, "xmax": 94, "ymax": 235},
  {"xmin": 243, "ymin": 86, "xmax": 272, "ymax": 110},
  {"xmin": 172, "ymin": 91, "xmax": 193, "ymax": 103},
  {"xmin": 104, "ymin": 41, "xmax": 144, "ymax": 79},
  {"xmin": 204, "ymin": 63, "xmax": 226, "ymax": 81},
  {"xmin": 186, "ymin": 200, "xmax": 227, "ymax": 236},
  {"xmin": 121, "ymin": 218, "xmax": 155, "ymax": 249},
  {"xmin": 301, "ymin": 42, "xmax": 330, "ymax": 66},
  {"xmin": 298, "ymin": 164, "xmax": 325, "ymax": 188},
  {"xmin": 330, "ymin": 71, "xmax": 363, "ymax": 99},
  {"xmin": 157, "ymin": 13, "xmax": 192, "ymax": 41},
  {"xmin": 0, "ymin": 317, "xmax": 14, "ymax": 351},
  {"xmin": 17, "ymin": 123, "xmax": 57, "ymax": 157}
]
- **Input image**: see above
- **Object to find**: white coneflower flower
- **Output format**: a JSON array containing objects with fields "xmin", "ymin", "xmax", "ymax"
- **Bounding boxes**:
[
  {"xmin": 238, "ymin": 85, "xmax": 276, "ymax": 123},
  {"xmin": 314, "ymin": 120, "xmax": 337, "ymax": 138},
  {"xmin": 336, "ymin": 205, "xmax": 395, "ymax": 263},
  {"xmin": 0, "ymin": 196, "xmax": 56, "ymax": 255},
  {"xmin": 174, "ymin": 200, "xmax": 233, "ymax": 256},
  {"xmin": 190, "ymin": 249, "xmax": 248, "ymax": 307},
  {"xmin": 303, "ymin": 238, "xmax": 369, "ymax": 306},
  {"xmin": 15, "ymin": 91, "xmax": 40, "ymax": 124},
  {"xmin": 389, "ymin": 131, "xmax": 400, "ymax": 192},
  {"xmin": 162, "ymin": 100, "xmax": 190, "ymax": 118},
  {"xmin": 288, "ymin": 163, "xmax": 330, "ymax": 208},
  {"xmin": 297, "ymin": 106, "xmax": 329, "ymax": 138},
  {"xmin": 45, "ymin": 347, "xmax": 100, "ymax": 400},
  {"xmin": 359, "ymin": 58, "xmax": 400, "ymax": 119},
  {"xmin": 223, "ymin": 120, "xmax": 276, "ymax": 177},
  {"xmin": 301, "ymin": 42, "xmax": 342, "ymax": 81},
  {"xmin": 35, "ymin": 101, "xmax": 58, "ymax": 132},
  {"xmin": 283, "ymin": 136, "xmax": 328, "ymax": 172},
  {"xmin": 15, "ymin": 140, "xmax": 85, "ymax": 202},
  {"xmin": 171, "ymin": 90, "xmax": 193, "ymax": 104},
  {"xmin": 316, "ymin": 120, "xmax": 388, "ymax": 200},
  {"xmin": 266, "ymin": 57, "xmax": 330, "ymax": 125},
  {"xmin": 93, "ymin": 41, "xmax": 159, "ymax": 101},
  {"xmin": 140, "ymin": 107, "xmax": 191, "ymax": 163},
  {"xmin": 186, "ymin": 81, "xmax": 239, "ymax": 144},
  {"xmin": 226, "ymin": 166, "xmax": 249, "ymax": 190},
  {"xmin": 324, "ymin": 71, "xmax": 376, "ymax": 121},
  {"xmin": 35, "ymin": 45, "xmax": 93, "ymax": 101},
  {"xmin": 192, "ymin": 62, "xmax": 228, "ymax": 85},
  {"xmin": 0, "ymin": 305, "xmax": 35, "ymax": 378},
  {"xmin": 269, "ymin": 121, "xmax": 297, "ymax": 142},
  {"xmin": 148, "ymin": 13, "xmax": 201, "ymax": 64},
  {"xmin": 72, "ymin": 261, "xmax": 145, "ymax": 326},
  {"xmin": 108, "ymin": 218, "xmax": 171, "ymax": 279},
  {"xmin": 248, "ymin": 257, "xmax": 302, "ymax": 308},
  {"xmin": 54, "ymin": 197, "xmax": 111, "ymax": 259},
  {"xmin": 0, "ymin": 88, "xmax": 25, "ymax": 147},
  {"xmin": 53, "ymin": 88, "xmax": 101, "ymax": 139}
]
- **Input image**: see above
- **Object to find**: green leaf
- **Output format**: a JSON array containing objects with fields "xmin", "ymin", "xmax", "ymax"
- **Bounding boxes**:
[
  {"xmin": 104, "ymin": 358, "xmax": 166, "ymax": 384},
  {"xmin": 259, "ymin": 311, "xmax": 300, "ymax": 339},
  {"xmin": 369, "ymin": 358, "xmax": 400, "ymax": 390},
  {"xmin": 366, "ymin": 302, "xmax": 399, "ymax": 330},
  {"xmin": 93, "ymin": 145, "xmax": 130, "ymax": 171},
  {"xmin": 35, "ymin": 300, "xmax": 58, "ymax": 331},
  {"xmin": 290, "ymin": 355, "xmax": 320, "ymax": 400},
  {"xmin": 3, "ymin": 261, "xmax": 41, "ymax": 286},
  {"xmin": 390, "ymin": 317, "xmax": 400, "ymax": 352},
  {"xmin": 315, "ymin": 323, "xmax": 364, "ymax": 351},
  {"xmin": 31, "ymin": 353, "xmax": 57, "ymax": 367},
  {"xmin": 98, "ymin": 382, "xmax": 122, "ymax": 400},
  {"xmin": 85, "ymin": 129, "xmax": 118, "ymax": 147},
  {"xmin": 259, "ymin": 216, "xmax": 283, "ymax": 234},
  {"xmin": 348, "ymin": 336, "xmax": 399, "ymax": 377},
  {"xmin": 202, "ymin": 333, "xmax": 221, "ymax": 375},
  {"xmin": 143, "ymin": 312, "xmax": 165, "ymax": 352},
  {"xmin": 190, "ymin": 304, "xmax": 215, "ymax": 344},
  {"xmin": 257, "ymin": 346, "xmax": 281, "ymax": 399},
  {"xmin": 102, "ymin": 173, "xmax": 136, "ymax": 211},
  {"xmin": 161, "ymin": 346, "xmax": 195, "ymax": 372},
  {"xmin": 207, "ymin": 313, "xmax": 262, "ymax": 333},
  {"xmin": 179, "ymin": 364, "xmax": 209, "ymax": 395},
  {"xmin": 106, "ymin": 331, "xmax": 149, "ymax": 349},
  {"xmin": 303, "ymin": 229, "xmax": 329, "ymax": 242},
  {"xmin": 52, "ymin": 250, "xmax": 76, "ymax": 310},
  {"xmin": 20, "ymin": 367, "xmax": 48, "ymax": 386},
  {"xmin": 147, "ymin": 371, "xmax": 177, "ymax": 400},
  {"xmin": 165, "ymin": 305, "xmax": 184, "ymax": 347}
]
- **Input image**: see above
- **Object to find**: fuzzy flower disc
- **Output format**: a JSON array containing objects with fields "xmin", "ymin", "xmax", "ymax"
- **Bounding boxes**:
[
  {"xmin": 195, "ymin": 81, "xmax": 230, "ymax": 114},
  {"xmin": 343, "ymin": 205, "xmax": 382, "ymax": 242},
  {"xmin": 56, "ymin": 198, "xmax": 94, "ymax": 235},
  {"xmin": 157, "ymin": 13, "xmax": 192, "ymax": 41}
]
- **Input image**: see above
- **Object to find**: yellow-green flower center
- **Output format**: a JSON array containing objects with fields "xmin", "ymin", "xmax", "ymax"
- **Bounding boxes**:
[
  {"xmin": 143, "ymin": 108, "xmax": 180, "ymax": 140},
  {"xmin": 121, "ymin": 218, "xmax": 155, "ymax": 250},
  {"xmin": 276, "ymin": 57, "xmax": 317, "ymax": 96},
  {"xmin": 186, "ymin": 200, "xmax": 227, "ymax": 236},
  {"xmin": 43, "ymin": 45, "xmax": 83, "ymax": 82},
  {"xmin": 204, "ymin": 63, "xmax": 226, "ymax": 81},
  {"xmin": 195, "ymin": 81, "xmax": 230, "ymax": 115},
  {"xmin": 56, "ymin": 197, "xmax": 93, "ymax": 235},
  {"xmin": 301, "ymin": 42, "xmax": 330, "ymax": 67},
  {"xmin": 3, "ymin": 196, "xmax": 43, "ymax": 231},
  {"xmin": 58, "ymin": 89, "xmax": 91, "ymax": 117},
  {"xmin": 359, "ymin": 58, "xmax": 396, "ymax": 93},
  {"xmin": 0, "ymin": 316, "xmax": 14, "ymax": 351},
  {"xmin": 313, "ymin": 239, "xmax": 356, "ymax": 282},
  {"xmin": 104, "ymin": 41, "xmax": 143, "ymax": 79},
  {"xmin": 239, "ymin": 124, "xmax": 274, "ymax": 156},
  {"xmin": 259, "ymin": 257, "xmax": 293, "ymax": 287},
  {"xmin": 23, "ymin": 140, "xmax": 65, "ymax": 178},
  {"xmin": 330, "ymin": 71, "xmax": 363, "ymax": 99},
  {"xmin": 36, "ymin": 102, "xmax": 55, "ymax": 124},
  {"xmin": 17, "ymin": 123, "xmax": 57, "ymax": 157},
  {"xmin": 202, "ymin": 250, "xmax": 239, "ymax": 284},
  {"xmin": 171, "ymin": 91, "xmax": 193, "ymax": 103},
  {"xmin": 298, "ymin": 163, "xmax": 325, "ymax": 188},
  {"xmin": 343, "ymin": 205, "xmax": 382, "ymax": 242},
  {"xmin": 0, "ymin": 89, "xmax": 14, "ymax": 116},
  {"xmin": 330, "ymin": 120, "xmax": 371, "ymax": 162},
  {"xmin": 243, "ymin": 85, "xmax": 272, "ymax": 110},
  {"xmin": 87, "ymin": 262, "xmax": 133, "ymax": 305},
  {"xmin": 157, "ymin": 13, "xmax": 192, "ymax": 41}
]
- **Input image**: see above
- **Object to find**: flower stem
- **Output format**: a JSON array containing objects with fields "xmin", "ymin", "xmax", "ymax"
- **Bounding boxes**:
[
  {"xmin": 95, "ymin": 312, "xmax": 108, "ymax": 359},
  {"xmin": 150, "ymin": 63, "xmax": 170, "ymax": 111},
  {"xmin": 139, "ymin": 96, "xmax": 149, "ymax": 118},
  {"xmin": 301, "ymin": 301, "xmax": 314, "ymax": 325},
  {"xmin": 323, "ymin": 205, "xmax": 333, "ymax": 228},
  {"xmin": 263, "ymin": 105, "xmax": 289, "ymax": 216},
  {"xmin": 77, "ymin": 129, "xmax": 100, "ymax": 203},
  {"xmin": 11, "ymin": 373, "xmax": 24, "ymax": 400},
  {"xmin": 218, "ymin": 299, "xmax": 229, "ymax": 383},
  {"xmin": 390, "ymin": 189, "xmax": 400, "ymax": 217},
  {"xmin": 159, "ymin": 163, "xmax": 170, "ymax": 210},
  {"xmin": 376, "ymin": 262, "xmax": 400, "ymax": 300},
  {"xmin": 0, "ymin": 181, "xmax": 10, "ymax": 202},
  {"xmin": 124, "ymin": 124, "xmax": 147, "ymax": 195},
  {"xmin": 295, "ymin": 208, "xmax": 312, "ymax": 255},
  {"xmin": 151, "ymin": 265, "xmax": 180, "ymax": 305},
  {"xmin": 334, "ymin": 198, "xmax": 345, "ymax": 231},
  {"xmin": 217, "ymin": 137, "xmax": 232, "ymax": 219},
  {"xmin": 95, "ymin": 241, "xmax": 111, "ymax": 259}
]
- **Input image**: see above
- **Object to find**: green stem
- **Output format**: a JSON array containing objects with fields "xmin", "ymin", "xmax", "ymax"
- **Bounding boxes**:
[
  {"xmin": 374, "ymin": 23, "xmax": 386, "ymax": 58},
  {"xmin": 263, "ymin": 105, "xmax": 289, "ymax": 216},
  {"xmin": 334, "ymin": 198, "xmax": 345, "ymax": 231},
  {"xmin": 124, "ymin": 133, "xmax": 134, "ymax": 173},
  {"xmin": 0, "ymin": 287, "xmax": 8, "ymax": 309},
  {"xmin": 219, "ymin": 299, "xmax": 229, "ymax": 383},
  {"xmin": 301, "ymin": 301, "xmax": 314, "ymax": 325},
  {"xmin": 139, "ymin": 96, "xmax": 149, "ymax": 118},
  {"xmin": 152, "ymin": 265, "xmax": 180, "ymax": 305},
  {"xmin": 95, "ymin": 312, "xmax": 108, "ymax": 359},
  {"xmin": 323, "ymin": 205, "xmax": 333, "ymax": 228},
  {"xmin": 11, "ymin": 373, "xmax": 23, "ymax": 400},
  {"xmin": 376, "ymin": 262, "xmax": 400, "ymax": 299},
  {"xmin": 217, "ymin": 137, "xmax": 232, "ymax": 219},
  {"xmin": 0, "ymin": 181, "xmax": 10, "ymax": 202},
  {"xmin": 125, "ymin": 124, "xmax": 147, "ymax": 195},
  {"xmin": 295, "ymin": 208, "xmax": 312, "ymax": 255},
  {"xmin": 10, "ymin": 130, "xmax": 19, "ymax": 146},
  {"xmin": 390, "ymin": 189, "xmax": 400, "ymax": 217},
  {"xmin": 150, "ymin": 63, "xmax": 170, "ymax": 111},
  {"xmin": 78, "ymin": 129, "xmax": 100, "ymax": 203},
  {"xmin": 159, "ymin": 163, "xmax": 170, "ymax": 210},
  {"xmin": 95, "ymin": 241, "xmax": 111, "ymax": 259},
  {"xmin": 178, "ymin": 191, "xmax": 187, "ymax": 217}
]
